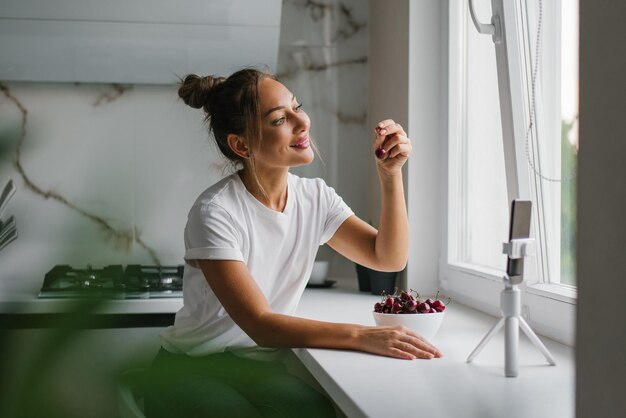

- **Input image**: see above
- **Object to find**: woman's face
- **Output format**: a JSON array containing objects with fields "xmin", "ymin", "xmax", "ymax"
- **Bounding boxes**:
[{"xmin": 251, "ymin": 78, "xmax": 313, "ymax": 171}]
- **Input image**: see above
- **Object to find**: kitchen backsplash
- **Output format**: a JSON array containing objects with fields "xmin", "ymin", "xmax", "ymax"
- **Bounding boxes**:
[{"xmin": 0, "ymin": 0, "xmax": 369, "ymax": 295}]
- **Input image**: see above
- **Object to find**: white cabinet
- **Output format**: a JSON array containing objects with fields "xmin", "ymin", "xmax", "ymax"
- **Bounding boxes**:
[{"xmin": 0, "ymin": 0, "xmax": 282, "ymax": 84}]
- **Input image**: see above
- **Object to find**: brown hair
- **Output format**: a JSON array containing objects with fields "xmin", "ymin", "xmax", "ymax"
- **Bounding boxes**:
[{"xmin": 177, "ymin": 68, "xmax": 278, "ymax": 179}]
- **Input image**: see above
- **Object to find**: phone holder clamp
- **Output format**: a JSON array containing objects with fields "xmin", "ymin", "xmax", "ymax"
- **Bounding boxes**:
[{"xmin": 502, "ymin": 238, "xmax": 535, "ymax": 259}]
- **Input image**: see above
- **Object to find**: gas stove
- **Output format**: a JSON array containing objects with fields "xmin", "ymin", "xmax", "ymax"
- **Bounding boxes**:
[{"xmin": 38, "ymin": 264, "xmax": 184, "ymax": 299}]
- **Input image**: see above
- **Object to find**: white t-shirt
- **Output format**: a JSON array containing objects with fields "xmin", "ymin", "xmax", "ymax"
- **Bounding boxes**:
[{"xmin": 159, "ymin": 172, "xmax": 354, "ymax": 360}]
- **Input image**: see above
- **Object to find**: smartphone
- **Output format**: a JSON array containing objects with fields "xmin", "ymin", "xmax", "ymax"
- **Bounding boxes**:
[{"xmin": 506, "ymin": 200, "xmax": 532, "ymax": 277}]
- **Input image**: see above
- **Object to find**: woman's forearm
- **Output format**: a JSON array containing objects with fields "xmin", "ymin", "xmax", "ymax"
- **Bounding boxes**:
[
  {"xmin": 250, "ymin": 311, "xmax": 441, "ymax": 360},
  {"xmin": 252, "ymin": 312, "xmax": 362, "ymax": 350},
  {"xmin": 374, "ymin": 172, "xmax": 409, "ymax": 271},
  {"xmin": 368, "ymin": 119, "xmax": 411, "ymax": 272}
]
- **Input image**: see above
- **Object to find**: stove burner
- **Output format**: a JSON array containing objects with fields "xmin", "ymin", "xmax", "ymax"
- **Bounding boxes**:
[
  {"xmin": 38, "ymin": 264, "xmax": 184, "ymax": 299},
  {"xmin": 124, "ymin": 265, "xmax": 184, "ymax": 297}
]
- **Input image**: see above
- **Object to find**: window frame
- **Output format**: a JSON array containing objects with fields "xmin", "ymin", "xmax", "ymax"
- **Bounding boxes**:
[{"xmin": 442, "ymin": 0, "xmax": 576, "ymax": 346}]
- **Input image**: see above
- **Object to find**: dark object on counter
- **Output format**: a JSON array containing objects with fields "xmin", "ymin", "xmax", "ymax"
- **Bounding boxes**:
[
  {"xmin": 0, "ymin": 179, "xmax": 18, "ymax": 252},
  {"xmin": 39, "ymin": 264, "xmax": 184, "ymax": 299},
  {"xmin": 0, "ymin": 179, "xmax": 16, "ymax": 218},
  {"xmin": 305, "ymin": 280, "xmax": 336, "ymax": 289},
  {"xmin": 0, "ymin": 312, "xmax": 175, "ymax": 329},
  {"xmin": 355, "ymin": 264, "xmax": 371, "ymax": 292},
  {"xmin": 369, "ymin": 271, "xmax": 398, "ymax": 296},
  {"xmin": 355, "ymin": 264, "xmax": 398, "ymax": 295}
]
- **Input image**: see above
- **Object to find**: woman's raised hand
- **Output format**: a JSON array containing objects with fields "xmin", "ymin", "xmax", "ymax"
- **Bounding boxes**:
[
  {"xmin": 373, "ymin": 119, "xmax": 412, "ymax": 176},
  {"xmin": 357, "ymin": 325, "xmax": 442, "ymax": 360}
]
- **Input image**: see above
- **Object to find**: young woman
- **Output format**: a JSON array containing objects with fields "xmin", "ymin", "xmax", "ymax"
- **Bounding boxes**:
[{"xmin": 146, "ymin": 68, "xmax": 441, "ymax": 418}]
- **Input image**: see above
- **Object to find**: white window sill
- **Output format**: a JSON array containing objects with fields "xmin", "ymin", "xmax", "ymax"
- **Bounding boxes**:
[
  {"xmin": 442, "ymin": 264, "xmax": 577, "ymax": 346},
  {"xmin": 296, "ymin": 279, "xmax": 575, "ymax": 418},
  {"xmin": 527, "ymin": 283, "xmax": 577, "ymax": 304}
]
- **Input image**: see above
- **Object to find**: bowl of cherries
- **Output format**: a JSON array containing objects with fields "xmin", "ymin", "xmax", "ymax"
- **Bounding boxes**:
[{"xmin": 372, "ymin": 289, "xmax": 450, "ymax": 341}]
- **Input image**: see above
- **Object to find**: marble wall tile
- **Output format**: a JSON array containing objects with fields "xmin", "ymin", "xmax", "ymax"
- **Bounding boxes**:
[
  {"xmin": 0, "ymin": 83, "xmax": 135, "ymax": 293},
  {"xmin": 280, "ymin": 0, "xmax": 368, "ymax": 47},
  {"xmin": 0, "ymin": 83, "xmax": 226, "ymax": 294},
  {"xmin": 132, "ymin": 87, "xmax": 225, "ymax": 266}
]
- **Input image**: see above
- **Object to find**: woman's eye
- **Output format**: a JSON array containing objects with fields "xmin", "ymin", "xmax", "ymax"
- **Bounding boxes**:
[
  {"xmin": 272, "ymin": 117, "xmax": 285, "ymax": 126},
  {"xmin": 271, "ymin": 104, "xmax": 303, "ymax": 125}
]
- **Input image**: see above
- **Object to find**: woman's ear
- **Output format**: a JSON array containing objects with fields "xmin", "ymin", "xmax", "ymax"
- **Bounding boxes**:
[{"xmin": 227, "ymin": 134, "xmax": 250, "ymax": 159}]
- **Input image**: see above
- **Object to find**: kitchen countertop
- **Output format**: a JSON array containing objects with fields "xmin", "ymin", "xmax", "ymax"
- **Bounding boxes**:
[
  {"xmin": 293, "ymin": 279, "xmax": 575, "ymax": 418},
  {"xmin": 0, "ymin": 294, "xmax": 184, "ymax": 314},
  {"xmin": 0, "ymin": 292, "xmax": 184, "ymax": 328},
  {"xmin": 1, "ymin": 279, "xmax": 575, "ymax": 418}
]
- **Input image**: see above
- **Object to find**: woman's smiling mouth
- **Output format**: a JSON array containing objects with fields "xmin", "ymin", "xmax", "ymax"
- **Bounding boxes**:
[{"xmin": 290, "ymin": 136, "xmax": 310, "ymax": 149}]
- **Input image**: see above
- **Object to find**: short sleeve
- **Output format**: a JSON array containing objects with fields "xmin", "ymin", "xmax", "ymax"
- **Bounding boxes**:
[
  {"xmin": 319, "ymin": 181, "xmax": 354, "ymax": 245},
  {"xmin": 184, "ymin": 203, "xmax": 244, "ymax": 267}
]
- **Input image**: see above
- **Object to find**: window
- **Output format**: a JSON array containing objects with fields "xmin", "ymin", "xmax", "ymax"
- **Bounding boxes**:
[
  {"xmin": 445, "ymin": 0, "xmax": 578, "ymax": 345},
  {"xmin": 521, "ymin": 0, "xmax": 578, "ymax": 289}
]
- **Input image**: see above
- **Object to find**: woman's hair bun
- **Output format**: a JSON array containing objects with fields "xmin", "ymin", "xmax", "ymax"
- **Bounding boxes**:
[{"xmin": 177, "ymin": 74, "xmax": 226, "ymax": 111}]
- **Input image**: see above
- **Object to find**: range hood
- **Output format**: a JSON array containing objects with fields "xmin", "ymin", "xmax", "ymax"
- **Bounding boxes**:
[{"xmin": 0, "ymin": 0, "xmax": 283, "ymax": 84}]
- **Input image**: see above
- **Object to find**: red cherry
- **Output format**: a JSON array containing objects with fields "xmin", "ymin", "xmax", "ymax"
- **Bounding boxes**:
[
  {"xmin": 375, "ymin": 289, "xmax": 451, "ymax": 315},
  {"xmin": 405, "ymin": 299, "xmax": 418, "ymax": 313},
  {"xmin": 432, "ymin": 300, "xmax": 445, "ymax": 312},
  {"xmin": 392, "ymin": 302, "xmax": 403, "ymax": 314},
  {"xmin": 375, "ymin": 147, "xmax": 387, "ymax": 159},
  {"xmin": 418, "ymin": 302, "xmax": 431, "ymax": 313}
]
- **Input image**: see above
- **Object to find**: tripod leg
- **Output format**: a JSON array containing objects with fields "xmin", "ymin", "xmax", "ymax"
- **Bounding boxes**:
[
  {"xmin": 467, "ymin": 317, "xmax": 505, "ymax": 363},
  {"xmin": 505, "ymin": 316, "xmax": 519, "ymax": 377},
  {"xmin": 519, "ymin": 317, "xmax": 557, "ymax": 365}
]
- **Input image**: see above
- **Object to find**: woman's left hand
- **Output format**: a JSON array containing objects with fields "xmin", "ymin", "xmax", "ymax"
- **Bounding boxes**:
[{"xmin": 373, "ymin": 119, "xmax": 412, "ymax": 176}]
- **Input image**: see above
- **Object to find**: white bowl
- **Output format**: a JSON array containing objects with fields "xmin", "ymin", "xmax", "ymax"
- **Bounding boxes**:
[
  {"xmin": 372, "ymin": 311, "xmax": 445, "ymax": 341},
  {"xmin": 308, "ymin": 261, "xmax": 329, "ymax": 285}
]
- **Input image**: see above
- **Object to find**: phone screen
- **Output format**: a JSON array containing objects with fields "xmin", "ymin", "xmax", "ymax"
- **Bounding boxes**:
[{"xmin": 506, "ymin": 200, "xmax": 532, "ymax": 277}]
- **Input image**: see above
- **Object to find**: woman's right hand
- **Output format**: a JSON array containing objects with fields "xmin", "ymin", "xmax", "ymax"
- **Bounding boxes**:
[{"xmin": 357, "ymin": 325, "xmax": 442, "ymax": 360}]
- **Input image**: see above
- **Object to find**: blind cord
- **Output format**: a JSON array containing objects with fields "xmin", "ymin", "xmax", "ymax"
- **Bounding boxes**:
[{"xmin": 524, "ymin": 0, "xmax": 574, "ymax": 183}]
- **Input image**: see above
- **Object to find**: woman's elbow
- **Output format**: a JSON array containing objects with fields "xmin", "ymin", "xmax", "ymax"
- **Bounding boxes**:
[
  {"xmin": 388, "ymin": 261, "xmax": 408, "ymax": 272},
  {"xmin": 248, "ymin": 330, "xmax": 275, "ymax": 348},
  {"xmin": 241, "ymin": 313, "xmax": 279, "ymax": 347},
  {"xmin": 377, "ymin": 255, "xmax": 408, "ymax": 272},
  {"xmin": 396, "ymin": 259, "xmax": 408, "ymax": 272}
]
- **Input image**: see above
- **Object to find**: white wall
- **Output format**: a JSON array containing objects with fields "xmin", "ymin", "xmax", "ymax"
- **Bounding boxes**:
[
  {"xmin": 407, "ymin": 0, "xmax": 445, "ymax": 296},
  {"xmin": 368, "ymin": 0, "xmax": 444, "ymax": 295},
  {"xmin": 368, "ymin": 0, "xmax": 409, "ymax": 222},
  {"xmin": 576, "ymin": 1, "xmax": 626, "ymax": 416}
]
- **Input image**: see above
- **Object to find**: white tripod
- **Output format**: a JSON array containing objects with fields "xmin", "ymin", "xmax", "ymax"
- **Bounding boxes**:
[{"xmin": 466, "ymin": 238, "xmax": 556, "ymax": 377}]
